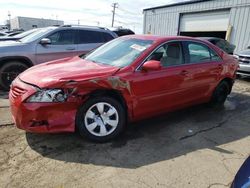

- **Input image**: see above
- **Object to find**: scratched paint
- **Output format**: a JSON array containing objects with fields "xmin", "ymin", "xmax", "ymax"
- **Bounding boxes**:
[{"xmin": 107, "ymin": 76, "xmax": 131, "ymax": 93}]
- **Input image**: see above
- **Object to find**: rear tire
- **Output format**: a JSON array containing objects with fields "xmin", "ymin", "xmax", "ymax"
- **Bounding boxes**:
[
  {"xmin": 0, "ymin": 61, "xmax": 28, "ymax": 90},
  {"xmin": 76, "ymin": 96, "xmax": 126, "ymax": 142},
  {"xmin": 210, "ymin": 81, "xmax": 230, "ymax": 107}
]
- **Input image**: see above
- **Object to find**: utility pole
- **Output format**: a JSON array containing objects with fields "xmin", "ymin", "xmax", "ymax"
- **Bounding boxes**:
[
  {"xmin": 111, "ymin": 3, "xmax": 118, "ymax": 27},
  {"xmin": 55, "ymin": 15, "xmax": 58, "ymax": 25},
  {"xmin": 8, "ymin": 11, "xmax": 11, "ymax": 31}
]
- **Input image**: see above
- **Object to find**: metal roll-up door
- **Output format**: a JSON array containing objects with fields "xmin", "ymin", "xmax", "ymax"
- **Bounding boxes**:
[{"xmin": 180, "ymin": 10, "xmax": 230, "ymax": 32}]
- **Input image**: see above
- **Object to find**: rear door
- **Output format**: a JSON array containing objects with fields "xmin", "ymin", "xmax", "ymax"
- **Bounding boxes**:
[
  {"xmin": 35, "ymin": 29, "xmax": 78, "ymax": 64},
  {"xmin": 76, "ymin": 30, "xmax": 114, "ymax": 56},
  {"xmin": 181, "ymin": 41, "xmax": 223, "ymax": 102}
]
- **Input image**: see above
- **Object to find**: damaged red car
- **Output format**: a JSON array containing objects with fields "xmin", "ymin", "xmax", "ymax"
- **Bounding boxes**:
[{"xmin": 9, "ymin": 35, "xmax": 238, "ymax": 142}]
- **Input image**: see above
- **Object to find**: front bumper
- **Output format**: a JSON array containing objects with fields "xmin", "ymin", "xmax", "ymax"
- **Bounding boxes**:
[
  {"xmin": 9, "ymin": 78, "xmax": 79, "ymax": 133},
  {"xmin": 237, "ymin": 57, "xmax": 250, "ymax": 76}
]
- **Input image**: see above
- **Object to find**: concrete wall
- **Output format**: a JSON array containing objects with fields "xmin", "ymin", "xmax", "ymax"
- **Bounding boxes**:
[
  {"xmin": 143, "ymin": 0, "xmax": 250, "ymax": 53},
  {"xmin": 10, "ymin": 17, "xmax": 64, "ymax": 31}
]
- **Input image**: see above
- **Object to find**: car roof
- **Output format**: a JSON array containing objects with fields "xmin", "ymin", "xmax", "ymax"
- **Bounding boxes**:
[
  {"xmin": 58, "ymin": 25, "xmax": 117, "ymax": 36},
  {"xmin": 121, "ymin": 34, "xmax": 199, "ymax": 43},
  {"xmin": 61, "ymin": 25, "xmax": 110, "ymax": 31}
]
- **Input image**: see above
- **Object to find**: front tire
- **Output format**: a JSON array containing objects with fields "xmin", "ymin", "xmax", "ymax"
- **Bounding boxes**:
[
  {"xmin": 76, "ymin": 96, "xmax": 126, "ymax": 142},
  {"xmin": 0, "ymin": 61, "xmax": 28, "ymax": 90},
  {"xmin": 210, "ymin": 81, "xmax": 230, "ymax": 107}
]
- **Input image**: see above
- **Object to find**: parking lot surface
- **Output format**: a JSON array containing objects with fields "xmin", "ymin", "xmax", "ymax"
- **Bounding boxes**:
[{"xmin": 0, "ymin": 78, "xmax": 250, "ymax": 188}]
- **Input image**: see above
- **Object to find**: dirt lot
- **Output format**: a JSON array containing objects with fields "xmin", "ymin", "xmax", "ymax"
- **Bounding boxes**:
[{"xmin": 0, "ymin": 78, "xmax": 250, "ymax": 188}]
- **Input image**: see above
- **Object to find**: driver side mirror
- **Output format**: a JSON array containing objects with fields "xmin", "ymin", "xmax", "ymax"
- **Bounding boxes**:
[
  {"xmin": 142, "ymin": 60, "xmax": 161, "ymax": 71},
  {"xmin": 40, "ymin": 38, "xmax": 51, "ymax": 45},
  {"xmin": 248, "ymin": 46, "xmax": 250, "ymax": 49}
]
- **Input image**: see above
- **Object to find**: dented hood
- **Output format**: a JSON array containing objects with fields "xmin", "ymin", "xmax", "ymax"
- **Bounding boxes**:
[{"xmin": 19, "ymin": 56, "xmax": 120, "ymax": 88}]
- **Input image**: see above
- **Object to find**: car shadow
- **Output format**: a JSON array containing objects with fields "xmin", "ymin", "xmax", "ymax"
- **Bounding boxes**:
[
  {"xmin": 26, "ymin": 90, "xmax": 250, "ymax": 169},
  {"xmin": 0, "ymin": 91, "xmax": 9, "ymax": 99}
]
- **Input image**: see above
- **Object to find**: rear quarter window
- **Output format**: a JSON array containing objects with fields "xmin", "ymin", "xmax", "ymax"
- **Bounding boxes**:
[{"xmin": 102, "ymin": 32, "xmax": 114, "ymax": 42}]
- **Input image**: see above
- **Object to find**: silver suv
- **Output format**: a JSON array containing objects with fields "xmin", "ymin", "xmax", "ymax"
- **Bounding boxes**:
[
  {"xmin": 236, "ymin": 46, "xmax": 250, "ymax": 76},
  {"xmin": 0, "ymin": 25, "xmax": 117, "ymax": 90}
]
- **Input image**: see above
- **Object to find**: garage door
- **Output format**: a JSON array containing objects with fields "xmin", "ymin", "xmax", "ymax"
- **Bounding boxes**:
[{"xmin": 180, "ymin": 10, "xmax": 230, "ymax": 32}]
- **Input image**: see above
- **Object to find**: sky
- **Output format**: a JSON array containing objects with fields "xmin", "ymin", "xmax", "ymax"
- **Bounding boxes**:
[{"xmin": 0, "ymin": 0, "xmax": 187, "ymax": 33}]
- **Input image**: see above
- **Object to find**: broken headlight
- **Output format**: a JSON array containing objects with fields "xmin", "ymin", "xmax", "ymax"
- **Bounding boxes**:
[{"xmin": 26, "ymin": 89, "xmax": 67, "ymax": 103}]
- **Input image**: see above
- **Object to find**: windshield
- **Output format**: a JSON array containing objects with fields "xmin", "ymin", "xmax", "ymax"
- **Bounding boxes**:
[
  {"xmin": 14, "ymin": 28, "xmax": 40, "ymax": 38},
  {"xmin": 84, "ymin": 38, "xmax": 153, "ymax": 67},
  {"xmin": 20, "ymin": 27, "xmax": 56, "ymax": 43}
]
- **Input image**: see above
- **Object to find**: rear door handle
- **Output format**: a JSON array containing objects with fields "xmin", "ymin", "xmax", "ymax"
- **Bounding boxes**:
[
  {"xmin": 180, "ymin": 70, "xmax": 188, "ymax": 76},
  {"xmin": 66, "ymin": 47, "xmax": 76, "ymax": 51}
]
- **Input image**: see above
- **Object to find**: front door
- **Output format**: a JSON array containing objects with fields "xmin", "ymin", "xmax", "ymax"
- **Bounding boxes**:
[
  {"xmin": 35, "ymin": 29, "xmax": 78, "ymax": 64},
  {"xmin": 130, "ymin": 41, "xmax": 192, "ymax": 119}
]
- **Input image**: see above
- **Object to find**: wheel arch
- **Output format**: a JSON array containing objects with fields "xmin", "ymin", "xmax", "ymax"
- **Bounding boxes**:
[
  {"xmin": 88, "ymin": 89, "xmax": 128, "ymax": 112},
  {"xmin": 0, "ymin": 56, "xmax": 33, "ymax": 69},
  {"xmin": 84, "ymin": 88, "xmax": 131, "ymax": 122},
  {"xmin": 219, "ymin": 77, "xmax": 234, "ymax": 94}
]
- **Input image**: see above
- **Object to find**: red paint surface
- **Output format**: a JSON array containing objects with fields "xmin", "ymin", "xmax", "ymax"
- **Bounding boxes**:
[{"xmin": 9, "ymin": 35, "xmax": 239, "ymax": 133}]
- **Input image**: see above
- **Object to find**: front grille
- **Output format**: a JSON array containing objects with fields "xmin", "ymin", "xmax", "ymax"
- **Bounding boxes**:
[
  {"xmin": 239, "ymin": 56, "xmax": 250, "ymax": 64},
  {"xmin": 10, "ymin": 86, "xmax": 27, "ymax": 99}
]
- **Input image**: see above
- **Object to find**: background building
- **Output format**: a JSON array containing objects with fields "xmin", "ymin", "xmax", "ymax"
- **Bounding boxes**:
[
  {"xmin": 10, "ymin": 16, "xmax": 64, "ymax": 31},
  {"xmin": 143, "ymin": 0, "xmax": 250, "ymax": 53}
]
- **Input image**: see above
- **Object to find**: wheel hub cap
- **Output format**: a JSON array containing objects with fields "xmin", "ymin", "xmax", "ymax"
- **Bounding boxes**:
[{"xmin": 84, "ymin": 102, "xmax": 119, "ymax": 137}]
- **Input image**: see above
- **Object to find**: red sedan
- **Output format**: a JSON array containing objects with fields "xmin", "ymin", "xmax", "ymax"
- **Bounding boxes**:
[{"xmin": 9, "ymin": 35, "xmax": 238, "ymax": 142}]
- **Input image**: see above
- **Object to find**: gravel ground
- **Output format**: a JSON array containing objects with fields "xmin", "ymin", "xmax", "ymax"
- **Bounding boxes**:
[{"xmin": 0, "ymin": 78, "xmax": 250, "ymax": 188}]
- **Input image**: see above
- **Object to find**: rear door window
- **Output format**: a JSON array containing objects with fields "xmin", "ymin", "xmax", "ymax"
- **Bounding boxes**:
[
  {"xmin": 186, "ymin": 42, "xmax": 221, "ymax": 63},
  {"xmin": 78, "ymin": 30, "xmax": 105, "ymax": 44},
  {"xmin": 187, "ymin": 42, "xmax": 211, "ymax": 63}
]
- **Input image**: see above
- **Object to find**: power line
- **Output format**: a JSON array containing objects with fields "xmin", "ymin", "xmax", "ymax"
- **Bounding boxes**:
[
  {"xmin": 117, "ymin": 7, "xmax": 139, "ymax": 16},
  {"xmin": 115, "ymin": 13, "xmax": 142, "ymax": 24},
  {"xmin": 115, "ymin": 19, "xmax": 140, "ymax": 25},
  {"xmin": 111, "ymin": 2, "xmax": 118, "ymax": 27}
]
